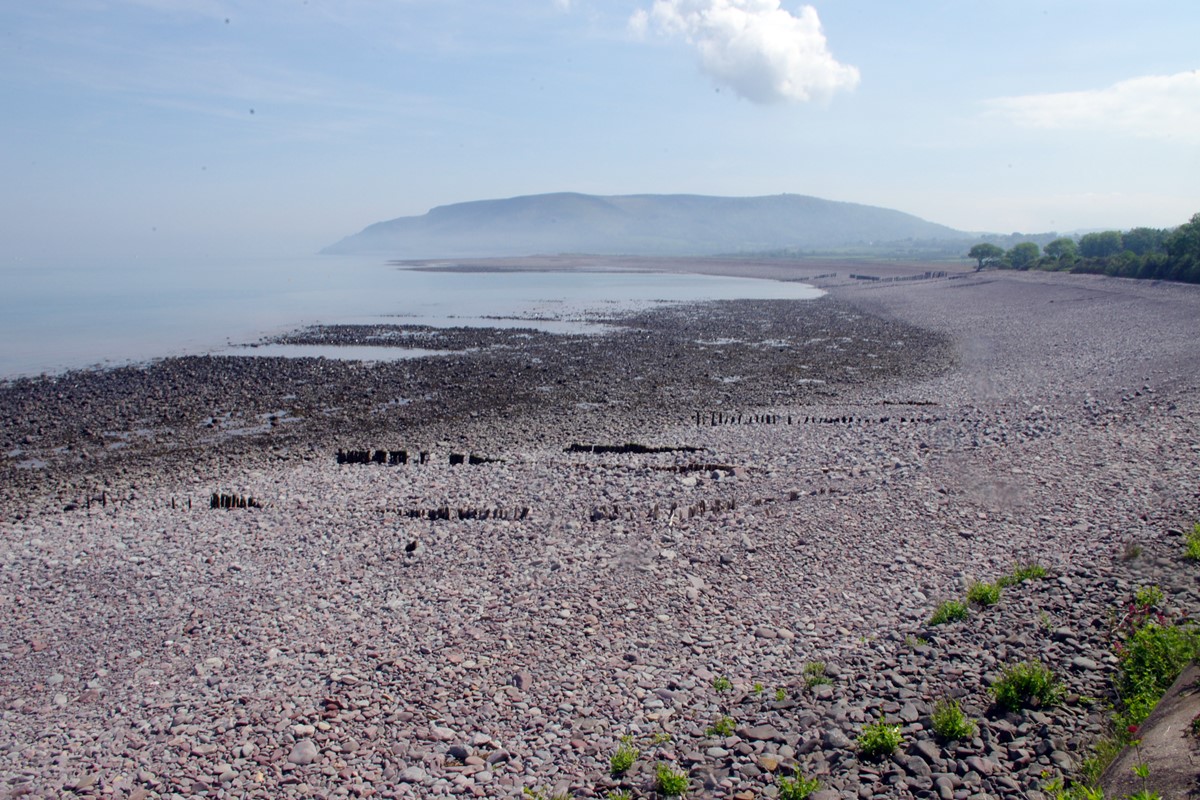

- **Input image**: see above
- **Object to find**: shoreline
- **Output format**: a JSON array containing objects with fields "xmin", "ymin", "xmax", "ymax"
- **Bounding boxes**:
[{"xmin": 2, "ymin": 264, "xmax": 1199, "ymax": 798}]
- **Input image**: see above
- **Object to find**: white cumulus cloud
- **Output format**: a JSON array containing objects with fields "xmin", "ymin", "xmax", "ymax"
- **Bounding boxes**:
[
  {"xmin": 986, "ymin": 70, "xmax": 1200, "ymax": 144},
  {"xmin": 630, "ymin": 0, "xmax": 859, "ymax": 104}
]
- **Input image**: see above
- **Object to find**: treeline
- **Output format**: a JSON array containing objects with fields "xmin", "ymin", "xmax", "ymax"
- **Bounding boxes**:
[{"xmin": 967, "ymin": 213, "xmax": 1200, "ymax": 284}]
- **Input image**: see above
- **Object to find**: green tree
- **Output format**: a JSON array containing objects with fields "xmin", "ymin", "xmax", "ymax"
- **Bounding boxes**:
[
  {"xmin": 1164, "ymin": 213, "xmax": 1200, "ymax": 283},
  {"xmin": 1007, "ymin": 241, "xmax": 1040, "ymax": 270},
  {"xmin": 1123, "ymin": 227, "xmax": 1168, "ymax": 256},
  {"xmin": 1079, "ymin": 230, "xmax": 1123, "ymax": 258},
  {"xmin": 1043, "ymin": 237, "xmax": 1078, "ymax": 263},
  {"xmin": 968, "ymin": 243, "xmax": 1004, "ymax": 270}
]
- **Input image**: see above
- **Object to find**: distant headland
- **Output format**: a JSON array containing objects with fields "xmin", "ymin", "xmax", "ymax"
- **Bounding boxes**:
[{"xmin": 321, "ymin": 192, "xmax": 973, "ymax": 258}]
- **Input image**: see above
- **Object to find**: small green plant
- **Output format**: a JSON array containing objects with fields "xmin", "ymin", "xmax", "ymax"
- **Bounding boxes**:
[
  {"xmin": 523, "ymin": 788, "xmax": 570, "ymax": 800},
  {"xmin": 1133, "ymin": 585, "xmax": 1165, "ymax": 609},
  {"xmin": 856, "ymin": 716, "xmax": 902, "ymax": 758},
  {"xmin": 1042, "ymin": 775, "xmax": 1106, "ymax": 800},
  {"xmin": 711, "ymin": 675, "xmax": 733, "ymax": 693},
  {"xmin": 609, "ymin": 736, "xmax": 639, "ymax": 776},
  {"xmin": 777, "ymin": 769, "xmax": 821, "ymax": 800},
  {"xmin": 998, "ymin": 562, "xmax": 1049, "ymax": 587},
  {"xmin": 966, "ymin": 580, "xmax": 1001, "ymax": 607},
  {"xmin": 1184, "ymin": 523, "xmax": 1200, "ymax": 561},
  {"xmin": 752, "ymin": 682, "xmax": 764, "ymax": 695},
  {"xmin": 929, "ymin": 599, "xmax": 969, "ymax": 625},
  {"xmin": 1038, "ymin": 610, "xmax": 1054, "ymax": 630},
  {"xmin": 803, "ymin": 661, "xmax": 832, "ymax": 688},
  {"xmin": 1017, "ymin": 562, "xmax": 1048, "ymax": 580},
  {"xmin": 654, "ymin": 762, "xmax": 689, "ymax": 797},
  {"xmin": 649, "ymin": 731, "xmax": 672, "ymax": 745},
  {"xmin": 1126, "ymin": 733, "xmax": 1162, "ymax": 800},
  {"xmin": 1081, "ymin": 736, "xmax": 1123, "ymax": 786},
  {"xmin": 930, "ymin": 697, "xmax": 976, "ymax": 740},
  {"xmin": 1047, "ymin": 782, "xmax": 1105, "ymax": 800},
  {"xmin": 991, "ymin": 660, "xmax": 1063, "ymax": 711},
  {"xmin": 904, "ymin": 634, "xmax": 928, "ymax": 648},
  {"xmin": 706, "ymin": 716, "xmax": 735, "ymax": 737},
  {"xmin": 1122, "ymin": 541, "xmax": 1143, "ymax": 561},
  {"xmin": 774, "ymin": 687, "xmax": 787, "ymax": 702},
  {"xmin": 605, "ymin": 792, "xmax": 633, "ymax": 800}
]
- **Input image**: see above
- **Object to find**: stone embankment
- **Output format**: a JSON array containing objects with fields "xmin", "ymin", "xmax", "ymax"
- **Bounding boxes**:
[{"xmin": 1, "ymin": 268, "xmax": 1198, "ymax": 799}]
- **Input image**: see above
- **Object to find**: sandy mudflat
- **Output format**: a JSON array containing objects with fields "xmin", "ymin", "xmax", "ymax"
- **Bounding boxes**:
[{"xmin": 1, "ymin": 261, "xmax": 1199, "ymax": 799}]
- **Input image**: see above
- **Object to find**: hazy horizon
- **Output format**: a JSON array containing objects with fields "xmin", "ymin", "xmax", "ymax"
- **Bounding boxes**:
[{"xmin": 2, "ymin": 1, "xmax": 1197, "ymax": 262}]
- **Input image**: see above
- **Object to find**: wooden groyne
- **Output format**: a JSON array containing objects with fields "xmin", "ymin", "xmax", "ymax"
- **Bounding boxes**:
[
  {"xmin": 210, "ymin": 493, "xmax": 262, "ymax": 509},
  {"xmin": 565, "ymin": 443, "xmax": 703, "ymax": 455},
  {"xmin": 695, "ymin": 411, "xmax": 940, "ymax": 426}
]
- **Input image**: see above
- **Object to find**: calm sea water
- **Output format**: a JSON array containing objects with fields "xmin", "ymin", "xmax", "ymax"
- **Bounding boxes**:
[{"xmin": 0, "ymin": 255, "xmax": 822, "ymax": 378}]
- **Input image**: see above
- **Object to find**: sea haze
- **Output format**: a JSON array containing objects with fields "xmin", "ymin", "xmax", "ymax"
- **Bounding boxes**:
[{"xmin": 0, "ymin": 255, "xmax": 823, "ymax": 378}]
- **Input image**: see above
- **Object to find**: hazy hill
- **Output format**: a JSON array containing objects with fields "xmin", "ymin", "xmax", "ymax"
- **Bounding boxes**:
[{"xmin": 322, "ymin": 192, "xmax": 971, "ymax": 257}]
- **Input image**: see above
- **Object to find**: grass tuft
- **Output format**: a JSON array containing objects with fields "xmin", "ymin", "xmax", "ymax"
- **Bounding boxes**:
[
  {"xmin": 1185, "ymin": 523, "xmax": 1200, "ymax": 561},
  {"xmin": 654, "ymin": 762, "xmax": 689, "ymax": 797},
  {"xmin": 777, "ymin": 770, "xmax": 821, "ymax": 800},
  {"xmin": 931, "ymin": 697, "xmax": 976, "ymax": 740},
  {"xmin": 991, "ymin": 660, "xmax": 1063, "ymax": 711},
  {"xmin": 998, "ymin": 562, "xmax": 1049, "ymax": 587},
  {"xmin": 966, "ymin": 580, "xmax": 1001, "ymax": 607},
  {"xmin": 706, "ymin": 716, "xmax": 735, "ymax": 737},
  {"xmin": 929, "ymin": 599, "xmax": 969, "ymax": 625},
  {"xmin": 803, "ymin": 661, "xmax": 832, "ymax": 688},
  {"xmin": 609, "ymin": 736, "xmax": 638, "ymax": 776}
]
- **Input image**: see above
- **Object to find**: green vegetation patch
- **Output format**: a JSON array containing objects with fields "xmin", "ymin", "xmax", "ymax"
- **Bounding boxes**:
[
  {"xmin": 803, "ymin": 661, "xmax": 832, "ymax": 688},
  {"xmin": 857, "ymin": 717, "xmax": 903, "ymax": 759},
  {"xmin": 966, "ymin": 213, "xmax": 1200, "ymax": 285},
  {"xmin": 997, "ymin": 562, "xmax": 1049, "ymax": 587},
  {"xmin": 1116, "ymin": 620, "xmax": 1200, "ymax": 726},
  {"xmin": 966, "ymin": 580, "xmax": 1002, "ymax": 607},
  {"xmin": 929, "ymin": 599, "xmax": 969, "ymax": 625},
  {"xmin": 654, "ymin": 762, "xmax": 689, "ymax": 797},
  {"xmin": 1184, "ymin": 523, "xmax": 1200, "ymax": 561},
  {"xmin": 609, "ymin": 736, "xmax": 638, "ymax": 776},
  {"xmin": 991, "ymin": 660, "xmax": 1063, "ymax": 711},
  {"xmin": 931, "ymin": 697, "xmax": 977, "ymax": 741},
  {"xmin": 706, "ymin": 716, "xmax": 735, "ymax": 737},
  {"xmin": 778, "ymin": 770, "xmax": 822, "ymax": 800}
]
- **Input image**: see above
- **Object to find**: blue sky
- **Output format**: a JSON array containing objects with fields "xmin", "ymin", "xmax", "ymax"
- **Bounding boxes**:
[{"xmin": 2, "ymin": 0, "xmax": 1197, "ymax": 260}]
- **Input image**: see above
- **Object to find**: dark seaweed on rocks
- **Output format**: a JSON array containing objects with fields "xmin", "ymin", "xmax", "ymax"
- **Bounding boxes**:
[{"xmin": 0, "ymin": 297, "xmax": 950, "ymax": 509}]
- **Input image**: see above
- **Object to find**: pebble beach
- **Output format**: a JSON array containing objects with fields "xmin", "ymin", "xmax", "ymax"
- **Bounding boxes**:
[{"xmin": 2, "ymin": 263, "xmax": 1199, "ymax": 799}]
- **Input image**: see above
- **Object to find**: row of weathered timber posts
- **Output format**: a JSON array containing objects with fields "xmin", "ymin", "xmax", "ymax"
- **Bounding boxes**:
[
  {"xmin": 210, "ymin": 493, "xmax": 262, "ymax": 509},
  {"xmin": 849, "ymin": 270, "xmax": 947, "ymax": 283},
  {"xmin": 399, "ymin": 506, "xmax": 531, "ymax": 521},
  {"xmin": 336, "ymin": 449, "xmax": 428, "ymax": 465},
  {"xmin": 336, "ymin": 449, "xmax": 503, "ymax": 466},
  {"xmin": 565, "ymin": 443, "xmax": 702, "ymax": 455},
  {"xmin": 696, "ymin": 412, "xmax": 938, "ymax": 426}
]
